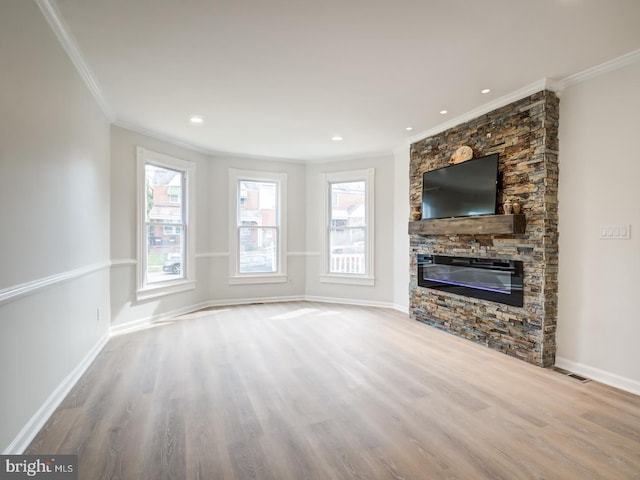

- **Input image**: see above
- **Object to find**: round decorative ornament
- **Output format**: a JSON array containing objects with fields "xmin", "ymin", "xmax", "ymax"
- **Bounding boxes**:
[
  {"xmin": 450, "ymin": 145, "xmax": 473, "ymax": 164},
  {"xmin": 512, "ymin": 199, "xmax": 521, "ymax": 214}
]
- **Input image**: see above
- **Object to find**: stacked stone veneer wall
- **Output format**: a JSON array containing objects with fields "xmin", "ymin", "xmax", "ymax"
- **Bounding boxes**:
[{"xmin": 410, "ymin": 90, "xmax": 559, "ymax": 367}]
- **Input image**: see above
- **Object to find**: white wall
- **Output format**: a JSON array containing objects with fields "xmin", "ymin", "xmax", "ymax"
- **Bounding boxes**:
[
  {"xmin": 0, "ymin": 0, "xmax": 111, "ymax": 452},
  {"xmin": 305, "ymin": 155, "xmax": 396, "ymax": 306},
  {"xmin": 110, "ymin": 127, "xmax": 308, "ymax": 329},
  {"xmin": 203, "ymin": 154, "xmax": 307, "ymax": 303},
  {"xmin": 110, "ymin": 126, "xmax": 212, "ymax": 329},
  {"xmin": 393, "ymin": 145, "xmax": 410, "ymax": 312},
  {"xmin": 557, "ymin": 60, "xmax": 640, "ymax": 394},
  {"xmin": 110, "ymin": 130, "xmax": 395, "ymax": 324}
]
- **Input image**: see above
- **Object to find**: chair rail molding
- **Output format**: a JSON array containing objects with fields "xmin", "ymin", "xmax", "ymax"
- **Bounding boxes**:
[{"xmin": 0, "ymin": 261, "xmax": 112, "ymax": 307}]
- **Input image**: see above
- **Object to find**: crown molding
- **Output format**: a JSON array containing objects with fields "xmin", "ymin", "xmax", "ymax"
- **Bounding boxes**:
[
  {"xmin": 554, "ymin": 48, "xmax": 640, "ymax": 91},
  {"xmin": 113, "ymin": 120, "xmax": 318, "ymax": 164},
  {"xmin": 407, "ymin": 78, "xmax": 556, "ymax": 145},
  {"xmin": 116, "ymin": 119, "xmax": 394, "ymax": 164},
  {"xmin": 36, "ymin": 0, "xmax": 115, "ymax": 121},
  {"xmin": 405, "ymin": 48, "xmax": 640, "ymax": 147},
  {"xmin": 303, "ymin": 149, "xmax": 393, "ymax": 164},
  {"xmin": 113, "ymin": 120, "xmax": 213, "ymax": 155},
  {"xmin": 116, "ymin": 117, "xmax": 396, "ymax": 164}
]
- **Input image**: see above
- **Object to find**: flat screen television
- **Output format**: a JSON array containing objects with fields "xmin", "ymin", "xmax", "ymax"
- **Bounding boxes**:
[{"xmin": 421, "ymin": 153, "xmax": 498, "ymax": 220}]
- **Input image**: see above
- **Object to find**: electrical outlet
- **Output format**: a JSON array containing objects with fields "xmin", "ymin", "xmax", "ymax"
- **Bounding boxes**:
[{"xmin": 96, "ymin": 307, "xmax": 100, "ymax": 322}]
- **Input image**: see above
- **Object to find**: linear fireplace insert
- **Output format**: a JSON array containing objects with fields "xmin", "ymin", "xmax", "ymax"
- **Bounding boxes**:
[{"xmin": 417, "ymin": 254, "xmax": 523, "ymax": 307}]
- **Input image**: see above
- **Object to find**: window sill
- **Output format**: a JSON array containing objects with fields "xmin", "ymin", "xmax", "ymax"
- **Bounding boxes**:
[
  {"xmin": 136, "ymin": 279, "xmax": 195, "ymax": 301},
  {"xmin": 229, "ymin": 274, "xmax": 288, "ymax": 285},
  {"xmin": 319, "ymin": 274, "xmax": 375, "ymax": 286}
]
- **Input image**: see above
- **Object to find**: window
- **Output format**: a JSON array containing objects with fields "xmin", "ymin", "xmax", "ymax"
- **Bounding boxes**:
[
  {"xmin": 229, "ymin": 169, "xmax": 287, "ymax": 284},
  {"xmin": 137, "ymin": 147, "xmax": 195, "ymax": 299},
  {"xmin": 320, "ymin": 169, "xmax": 374, "ymax": 285}
]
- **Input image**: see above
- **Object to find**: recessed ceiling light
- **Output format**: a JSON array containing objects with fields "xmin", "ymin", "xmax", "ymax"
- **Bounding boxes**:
[
  {"xmin": 405, "ymin": 126, "xmax": 413, "ymax": 131},
  {"xmin": 331, "ymin": 135, "xmax": 343, "ymax": 142},
  {"xmin": 481, "ymin": 88, "xmax": 491, "ymax": 94},
  {"xmin": 189, "ymin": 115, "xmax": 204, "ymax": 125},
  {"xmin": 440, "ymin": 110, "xmax": 448, "ymax": 115}
]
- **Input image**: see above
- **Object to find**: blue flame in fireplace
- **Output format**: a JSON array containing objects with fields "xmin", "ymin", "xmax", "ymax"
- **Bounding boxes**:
[{"xmin": 423, "ymin": 277, "xmax": 510, "ymax": 295}]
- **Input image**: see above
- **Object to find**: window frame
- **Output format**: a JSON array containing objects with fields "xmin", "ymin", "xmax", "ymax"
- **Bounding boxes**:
[
  {"xmin": 320, "ymin": 168, "xmax": 375, "ymax": 286},
  {"xmin": 228, "ymin": 168, "xmax": 287, "ymax": 285},
  {"xmin": 136, "ymin": 147, "xmax": 196, "ymax": 300}
]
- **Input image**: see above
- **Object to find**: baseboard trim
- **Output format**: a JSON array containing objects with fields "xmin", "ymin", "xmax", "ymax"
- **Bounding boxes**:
[
  {"xmin": 110, "ymin": 302, "xmax": 211, "ymax": 336},
  {"xmin": 110, "ymin": 296, "xmax": 308, "ymax": 336},
  {"xmin": 304, "ymin": 295, "xmax": 395, "ymax": 309},
  {"xmin": 111, "ymin": 295, "xmax": 399, "ymax": 335},
  {"xmin": 555, "ymin": 356, "xmax": 640, "ymax": 396},
  {"xmin": 202, "ymin": 295, "xmax": 396, "ymax": 312},
  {"xmin": 392, "ymin": 303, "xmax": 409, "ymax": 314},
  {"xmin": 3, "ymin": 333, "xmax": 110, "ymax": 454},
  {"xmin": 202, "ymin": 295, "xmax": 306, "ymax": 308},
  {"xmin": 109, "ymin": 316, "xmax": 154, "ymax": 336}
]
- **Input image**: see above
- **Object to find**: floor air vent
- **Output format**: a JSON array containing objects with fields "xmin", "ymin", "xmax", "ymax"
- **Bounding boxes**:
[
  {"xmin": 552, "ymin": 367, "xmax": 592, "ymax": 384},
  {"xmin": 567, "ymin": 373, "xmax": 591, "ymax": 383}
]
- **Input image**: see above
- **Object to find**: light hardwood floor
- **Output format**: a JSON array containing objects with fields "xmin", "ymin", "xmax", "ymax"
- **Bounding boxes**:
[{"xmin": 26, "ymin": 302, "xmax": 640, "ymax": 479}]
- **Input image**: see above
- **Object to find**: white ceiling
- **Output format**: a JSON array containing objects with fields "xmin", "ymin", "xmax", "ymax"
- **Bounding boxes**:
[{"xmin": 50, "ymin": 0, "xmax": 640, "ymax": 161}]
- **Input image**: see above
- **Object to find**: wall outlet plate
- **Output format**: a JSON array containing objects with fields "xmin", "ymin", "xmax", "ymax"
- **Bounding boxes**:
[{"xmin": 599, "ymin": 224, "xmax": 631, "ymax": 239}]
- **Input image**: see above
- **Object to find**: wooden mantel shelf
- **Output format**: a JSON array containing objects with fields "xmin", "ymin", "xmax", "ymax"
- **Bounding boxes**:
[{"xmin": 408, "ymin": 214, "xmax": 526, "ymax": 236}]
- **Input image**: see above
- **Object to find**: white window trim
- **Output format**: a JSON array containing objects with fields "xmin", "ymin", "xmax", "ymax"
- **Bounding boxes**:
[
  {"xmin": 228, "ymin": 169, "xmax": 287, "ymax": 285},
  {"xmin": 136, "ymin": 147, "xmax": 196, "ymax": 300},
  {"xmin": 320, "ymin": 168, "xmax": 375, "ymax": 286}
]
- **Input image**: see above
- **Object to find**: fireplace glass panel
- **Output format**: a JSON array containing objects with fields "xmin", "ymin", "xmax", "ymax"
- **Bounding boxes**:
[
  {"xmin": 417, "ymin": 255, "xmax": 523, "ymax": 306},
  {"xmin": 424, "ymin": 264, "xmax": 511, "ymax": 294}
]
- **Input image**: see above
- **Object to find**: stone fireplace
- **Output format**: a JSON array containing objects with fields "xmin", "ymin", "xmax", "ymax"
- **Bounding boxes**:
[{"xmin": 409, "ymin": 91, "xmax": 559, "ymax": 367}]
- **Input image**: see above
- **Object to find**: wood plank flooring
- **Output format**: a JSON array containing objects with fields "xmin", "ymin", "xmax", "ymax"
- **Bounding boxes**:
[{"xmin": 26, "ymin": 302, "xmax": 640, "ymax": 479}]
